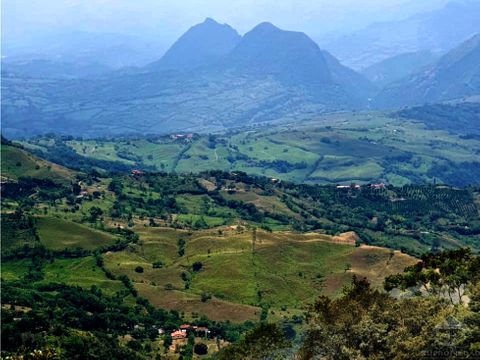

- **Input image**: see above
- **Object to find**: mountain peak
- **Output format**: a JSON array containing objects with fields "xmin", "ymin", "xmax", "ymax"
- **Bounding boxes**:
[
  {"xmin": 250, "ymin": 22, "xmax": 280, "ymax": 33},
  {"xmin": 147, "ymin": 18, "xmax": 241, "ymax": 72},
  {"xmin": 221, "ymin": 22, "xmax": 335, "ymax": 89},
  {"xmin": 203, "ymin": 17, "xmax": 218, "ymax": 24}
]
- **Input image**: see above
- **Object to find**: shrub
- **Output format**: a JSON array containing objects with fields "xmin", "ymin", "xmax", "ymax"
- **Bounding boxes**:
[
  {"xmin": 200, "ymin": 292, "xmax": 211, "ymax": 302},
  {"xmin": 194, "ymin": 343, "xmax": 208, "ymax": 355},
  {"xmin": 192, "ymin": 261, "xmax": 203, "ymax": 272},
  {"xmin": 135, "ymin": 266, "xmax": 144, "ymax": 273}
]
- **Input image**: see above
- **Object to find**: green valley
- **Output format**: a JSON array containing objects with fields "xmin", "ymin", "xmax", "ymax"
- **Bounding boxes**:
[{"xmin": 20, "ymin": 106, "xmax": 480, "ymax": 187}]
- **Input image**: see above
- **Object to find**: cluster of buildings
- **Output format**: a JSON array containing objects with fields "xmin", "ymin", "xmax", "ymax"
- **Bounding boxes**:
[
  {"xmin": 170, "ymin": 324, "xmax": 210, "ymax": 340},
  {"xmin": 76, "ymin": 190, "xmax": 89, "ymax": 199},
  {"xmin": 170, "ymin": 133, "xmax": 194, "ymax": 141},
  {"xmin": 131, "ymin": 169, "xmax": 144, "ymax": 177},
  {"xmin": 336, "ymin": 183, "xmax": 386, "ymax": 190}
]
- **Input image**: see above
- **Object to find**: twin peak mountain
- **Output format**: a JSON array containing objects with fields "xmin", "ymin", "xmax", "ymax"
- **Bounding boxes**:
[{"xmin": 146, "ymin": 18, "xmax": 374, "ymax": 107}]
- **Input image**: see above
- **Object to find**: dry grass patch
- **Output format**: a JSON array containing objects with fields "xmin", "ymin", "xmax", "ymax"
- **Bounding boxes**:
[{"xmin": 135, "ymin": 283, "xmax": 260, "ymax": 323}]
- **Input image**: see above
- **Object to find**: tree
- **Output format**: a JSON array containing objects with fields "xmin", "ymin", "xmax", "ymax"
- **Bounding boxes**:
[
  {"xmin": 200, "ymin": 292, "xmax": 211, "ymax": 303},
  {"xmin": 88, "ymin": 206, "xmax": 103, "ymax": 222},
  {"xmin": 462, "ymin": 257, "xmax": 480, "ymax": 351},
  {"xmin": 384, "ymin": 248, "xmax": 473, "ymax": 304},
  {"xmin": 215, "ymin": 323, "xmax": 290, "ymax": 360},
  {"xmin": 194, "ymin": 343, "xmax": 208, "ymax": 355},
  {"xmin": 163, "ymin": 334, "xmax": 172, "ymax": 353},
  {"xmin": 177, "ymin": 239, "xmax": 186, "ymax": 257},
  {"xmin": 299, "ymin": 276, "xmax": 456, "ymax": 360},
  {"xmin": 192, "ymin": 262, "xmax": 202, "ymax": 272}
]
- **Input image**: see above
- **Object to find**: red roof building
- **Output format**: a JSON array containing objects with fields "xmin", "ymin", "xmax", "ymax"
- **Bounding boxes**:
[
  {"xmin": 171, "ymin": 330, "xmax": 187, "ymax": 339},
  {"xmin": 131, "ymin": 169, "xmax": 144, "ymax": 176}
]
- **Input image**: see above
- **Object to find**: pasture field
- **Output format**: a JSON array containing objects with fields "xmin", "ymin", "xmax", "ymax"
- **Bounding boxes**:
[
  {"xmin": 1, "ymin": 144, "xmax": 75, "ymax": 183},
  {"xmin": 36, "ymin": 216, "xmax": 117, "ymax": 251},
  {"xmin": 100, "ymin": 226, "xmax": 416, "ymax": 321},
  {"xmin": 23, "ymin": 110, "xmax": 479, "ymax": 187},
  {"xmin": 1, "ymin": 154, "xmax": 475, "ymax": 323},
  {"xmin": 1, "ymin": 259, "xmax": 32, "ymax": 281},
  {"xmin": 41, "ymin": 256, "xmax": 124, "ymax": 295}
]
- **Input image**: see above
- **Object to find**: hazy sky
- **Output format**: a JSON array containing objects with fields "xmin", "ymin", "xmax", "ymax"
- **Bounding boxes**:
[{"xmin": 2, "ymin": 0, "xmax": 452, "ymax": 46}]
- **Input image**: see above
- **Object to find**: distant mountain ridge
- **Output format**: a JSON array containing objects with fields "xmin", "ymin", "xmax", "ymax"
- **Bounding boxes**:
[
  {"xmin": 361, "ymin": 51, "xmax": 439, "ymax": 87},
  {"xmin": 1, "ymin": 59, "xmax": 113, "ymax": 79},
  {"xmin": 1, "ymin": 19, "xmax": 374, "ymax": 138},
  {"xmin": 323, "ymin": 1, "xmax": 480, "ymax": 70},
  {"xmin": 375, "ymin": 33, "xmax": 480, "ymax": 107}
]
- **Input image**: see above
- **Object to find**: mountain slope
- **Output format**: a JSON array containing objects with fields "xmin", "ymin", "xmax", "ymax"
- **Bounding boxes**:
[
  {"xmin": 147, "ymin": 18, "xmax": 241, "ymax": 72},
  {"xmin": 221, "ymin": 23, "xmax": 374, "ymax": 103},
  {"xmin": 321, "ymin": 50, "xmax": 377, "ymax": 101},
  {"xmin": 375, "ymin": 34, "xmax": 480, "ymax": 107},
  {"xmin": 323, "ymin": 1, "xmax": 480, "ymax": 70},
  {"xmin": 361, "ymin": 51, "xmax": 439, "ymax": 87},
  {"xmin": 224, "ymin": 22, "xmax": 332, "ymax": 85},
  {"xmin": 3, "ymin": 31, "xmax": 164, "ymax": 69},
  {"xmin": 0, "ymin": 143, "xmax": 76, "ymax": 183}
]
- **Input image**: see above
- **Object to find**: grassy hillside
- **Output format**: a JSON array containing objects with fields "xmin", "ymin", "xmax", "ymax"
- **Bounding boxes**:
[
  {"xmin": 2, "ymin": 161, "xmax": 477, "ymax": 322},
  {"xmin": 36, "ymin": 216, "xmax": 117, "ymax": 251},
  {"xmin": 22, "ymin": 110, "xmax": 480, "ymax": 187},
  {"xmin": 3, "ymin": 167, "xmax": 477, "ymax": 256},
  {"xmin": 1, "ymin": 148, "xmax": 478, "ymax": 359},
  {"xmin": 1, "ymin": 144, "xmax": 75, "ymax": 183},
  {"xmin": 100, "ymin": 227, "xmax": 416, "ymax": 322}
]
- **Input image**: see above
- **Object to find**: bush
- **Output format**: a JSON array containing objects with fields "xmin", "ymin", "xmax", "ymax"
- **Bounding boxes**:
[
  {"xmin": 135, "ymin": 266, "xmax": 144, "ymax": 273},
  {"xmin": 200, "ymin": 292, "xmax": 211, "ymax": 302},
  {"xmin": 192, "ymin": 261, "xmax": 203, "ymax": 272},
  {"xmin": 194, "ymin": 343, "xmax": 208, "ymax": 355}
]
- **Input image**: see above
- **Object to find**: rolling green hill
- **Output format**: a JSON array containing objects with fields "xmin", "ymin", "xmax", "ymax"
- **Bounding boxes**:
[
  {"xmin": 22, "ymin": 109, "xmax": 480, "ymax": 187},
  {"xmin": 35, "ymin": 216, "xmax": 117, "ymax": 251},
  {"xmin": 1, "ymin": 143, "xmax": 75, "ymax": 183},
  {"xmin": 1, "ymin": 147, "xmax": 479, "ymax": 359}
]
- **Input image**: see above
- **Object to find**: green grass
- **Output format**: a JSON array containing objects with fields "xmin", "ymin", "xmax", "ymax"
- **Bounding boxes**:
[
  {"xmin": 1, "ymin": 145, "xmax": 75, "ymax": 183},
  {"xmin": 36, "ymin": 217, "xmax": 117, "ymax": 251},
  {"xmin": 310, "ymin": 160, "xmax": 384, "ymax": 182},
  {"xmin": 67, "ymin": 140, "xmax": 134, "ymax": 164},
  {"xmin": 100, "ymin": 226, "xmax": 418, "ymax": 318},
  {"xmin": 1, "ymin": 259, "xmax": 32, "ymax": 281},
  {"xmin": 176, "ymin": 214, "xmax": 227, "ymax": 227},
  {"xmin": 41, "ymin": 257, "xmax": 124, "ymax": 295},
  {"xmin": 46, "ymin": 111, "xmax": 476, "ymax": 186}
]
